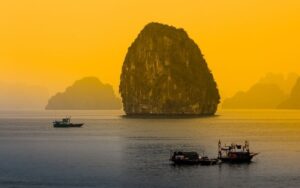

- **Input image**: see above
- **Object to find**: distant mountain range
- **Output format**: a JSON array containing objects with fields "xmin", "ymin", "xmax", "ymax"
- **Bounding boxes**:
[
  {"xmin": 222, "ymin": 73, "xmax": 299, "ymax": 109},
  {"xmin": 278, "ymin": 78, "xmax": 300, "ymax": 109},
  {"xmin": 222, "ymin": 83, "xmax": 286, "ymax": 109},
  {"xmin": 2, "ymin": 73, "xmax": 300, "ymax": 111},
  {"xmin": 46, "ymin": 77, "xmax": 122, "ymax": 110}
]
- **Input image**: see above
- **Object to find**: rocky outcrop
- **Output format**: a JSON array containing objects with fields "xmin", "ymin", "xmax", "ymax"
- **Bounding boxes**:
[
  {"xmin": 46, "ymin": 77, "xmax": 121, "ymax": 110},
  {"xmin": 119, "ymin": 22, "xmax": 220, "ymax": 115},
  {"xmin": 278, "ymin": 78, "xmax": 300, "ymax": 109},
  {"xmin": 222, "ymin": 83, "xmax": 286, "ymax": 109}
]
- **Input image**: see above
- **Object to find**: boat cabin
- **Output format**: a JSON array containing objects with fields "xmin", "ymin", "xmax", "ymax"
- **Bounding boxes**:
[
  {"xmin": 61, "ymin": 118, "xmax": 71, "ymax": 124},
  {"xmin": 170, "ymin": 151, "xmax": 200, "ymax": 164},
  {"xmin": 218, "ymin": 140, "xmax": 258, "ymax": 163}
]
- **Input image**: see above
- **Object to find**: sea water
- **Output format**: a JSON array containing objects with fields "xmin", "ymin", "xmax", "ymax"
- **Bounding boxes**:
[{"xmin": 0, "ymin": 110, "xmax": 300, "ymax": 188}]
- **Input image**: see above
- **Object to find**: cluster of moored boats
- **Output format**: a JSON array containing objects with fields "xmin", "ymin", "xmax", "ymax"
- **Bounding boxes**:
[{"xmin": 170, "ymin": 140, "xmax": 258, "ymax": 165}]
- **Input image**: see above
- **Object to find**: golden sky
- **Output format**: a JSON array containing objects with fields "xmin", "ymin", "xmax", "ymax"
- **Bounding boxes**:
[{"xmin": 1, "ymin": 0, "xmax": 300, "ymax": 98}]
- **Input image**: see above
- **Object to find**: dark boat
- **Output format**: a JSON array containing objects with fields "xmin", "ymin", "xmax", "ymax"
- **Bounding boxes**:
[
  {"xmin": 53, "ymin": 117, "xmax": 84, "ymax": 128},
  {"xmin": 218, "ymin": 140, "xmax": 258, "ymax": 163},
  {"xmin": 170, "ymin": 151, "xmax": 218, "ymax": 165}
]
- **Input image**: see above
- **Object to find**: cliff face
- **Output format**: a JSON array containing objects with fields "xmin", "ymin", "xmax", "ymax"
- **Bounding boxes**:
[
  {"xmin": 278, "ymin": 78, "xmax": 300, "ymax": 109},
  {"xmin": 222, "ymin": 83, "xmax": 286, "ymax": 109},
  {"xmin": 46, "ymin": 77, "xmax": 121, "ymax": 110},
  {"xmin": 119, "ymin": 22, "xmax": 220, "ymax": 115}
]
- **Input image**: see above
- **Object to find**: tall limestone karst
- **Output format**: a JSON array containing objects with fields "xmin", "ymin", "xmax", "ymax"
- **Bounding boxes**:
[{"xmin": 119, "ymin": 22, "xmax": 220, "ymax": 115}]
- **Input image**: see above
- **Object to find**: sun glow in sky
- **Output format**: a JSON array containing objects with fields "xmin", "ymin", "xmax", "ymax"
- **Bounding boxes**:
[{"xmin": 1, "ymin": 0, "xmax": 300, "ymax": 99}]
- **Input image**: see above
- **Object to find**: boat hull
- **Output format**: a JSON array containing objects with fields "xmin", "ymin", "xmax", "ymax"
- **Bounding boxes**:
[
  {"xmin": 219, "ymin": 157, "xmax": 252, "ymax": 163},
  {"xmin": 219, "ymin": 153, "xmax": 257, "ymax": 163},
  {"xmin": 53, "ymin": 123, "xmax": 84, "ymax": 128},
  {"xmin": 200, "ymin": 159, "xmax": 219, "ymax": 165},
  {"xmin": 170, "ymin": 159, "xmax": 219, "ymax": 165},
  {"xmin": 170, "ymin": 159, "xmax": 201, "ymax": 165}
]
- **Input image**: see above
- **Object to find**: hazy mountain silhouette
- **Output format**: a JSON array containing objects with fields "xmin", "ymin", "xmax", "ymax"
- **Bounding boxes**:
[
  {"xmin": 119, "ymin": 22, "xmax": 220, "ymax": 115},
  {"xmin": 46, "ymin": 77, "xmax": 121, "ymax": 110},
  {"xmin": 222, "ymin": 83, "xmax": 286, "ymax": 109},
  {"xmin": 278, "ymin": 78, "xmax": 300, "ymax": 109},
  {"xmin": 222, "ymin": 73, "xmax": 298, "ymax": 109},
  {"xmin": 0, "ymin": 82, "xmax": 49, "ymax": 110},
  {"xmin": 258, "ymin": 73, "xmax": 298, "ymax": 94}
]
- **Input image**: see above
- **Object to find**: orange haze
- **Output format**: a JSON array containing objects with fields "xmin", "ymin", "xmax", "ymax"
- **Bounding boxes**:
[{"xmin": 1, "ymin": 0, "xmax": 300, "ymax": 99}]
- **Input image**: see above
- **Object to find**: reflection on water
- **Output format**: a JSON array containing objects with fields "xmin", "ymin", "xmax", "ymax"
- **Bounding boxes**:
[{"xmin": 0, "ymin": 110, "xmax": 300, "ymax": 187}]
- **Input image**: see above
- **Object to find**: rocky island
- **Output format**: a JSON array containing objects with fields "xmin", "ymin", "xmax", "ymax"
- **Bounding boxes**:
[
  {"xmin": 46, "ymin": 77, "xmax": 122, "ymax": 110},
  {"xmin": 119, "ymin": 22, "xmax": 220, "ymax": 115}
]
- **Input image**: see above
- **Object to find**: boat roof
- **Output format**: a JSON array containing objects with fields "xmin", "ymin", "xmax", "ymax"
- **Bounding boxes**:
[{"xmin": 174, "ymin": 151, "xmax": 199, "ymax": 155}]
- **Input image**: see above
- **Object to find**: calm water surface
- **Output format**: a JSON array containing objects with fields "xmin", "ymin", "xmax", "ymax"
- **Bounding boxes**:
[{"xmin": 0, "ymin": 110, "xmax": 300, "ymax": 188}]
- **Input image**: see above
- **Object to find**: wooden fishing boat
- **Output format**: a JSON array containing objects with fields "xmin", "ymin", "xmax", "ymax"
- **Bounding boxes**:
[
  {"xmin": 218, "ymin": 140, "xmax": 258, "ymax": 163},
  {"xmin": 53, "ymin": 117, "xmax": 84, "ymax": 128}
]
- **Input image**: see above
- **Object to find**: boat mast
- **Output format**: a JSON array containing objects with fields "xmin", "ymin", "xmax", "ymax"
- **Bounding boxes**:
[
  {"xmin": 218, "ymin": 140, "xmax": 222, "ymax": 158},
  {"xmin": 245, "ymin": 140, "xmax": 249, "ymax": 152}
]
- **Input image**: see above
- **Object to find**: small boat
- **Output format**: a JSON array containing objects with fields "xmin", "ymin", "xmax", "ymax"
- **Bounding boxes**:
[
  {"xmin": 53, "ymin": 117, "xmax": 84, "ymax": 128},
  {"xmin": 170, "ymin": 151, "xmax": 218, "ymax": 165},
  {"xmin": 218, "ymin": 140, "xmax": 258, "ymax": 163}
]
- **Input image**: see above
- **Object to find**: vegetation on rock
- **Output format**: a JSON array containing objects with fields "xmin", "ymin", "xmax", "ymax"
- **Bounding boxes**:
[{"xmin": 119, "ymin": 22, "xmax": 220, "ymax": 115}]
